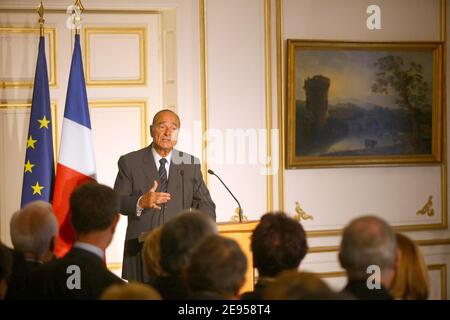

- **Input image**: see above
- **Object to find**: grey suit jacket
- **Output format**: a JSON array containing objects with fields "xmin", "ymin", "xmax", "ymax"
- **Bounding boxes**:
[{"xmin": 113, "ymin": 144, "xmax": 216, "ymax": 281}]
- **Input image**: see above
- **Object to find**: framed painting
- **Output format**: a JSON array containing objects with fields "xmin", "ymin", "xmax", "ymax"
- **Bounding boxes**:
[{"xmin": 286, "ymin": 40, "xmax": 443, "ymax": 168}]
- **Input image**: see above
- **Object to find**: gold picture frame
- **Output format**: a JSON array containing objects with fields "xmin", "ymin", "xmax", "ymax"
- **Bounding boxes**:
[{"xmin": 286, "ymin": 40, "xmax": 443, "ymax": 168}]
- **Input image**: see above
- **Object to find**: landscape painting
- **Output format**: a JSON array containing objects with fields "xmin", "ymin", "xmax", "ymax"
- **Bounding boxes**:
[{"xmin": 286, "ymin": 40, "xmax": 443, "ymax": 168}]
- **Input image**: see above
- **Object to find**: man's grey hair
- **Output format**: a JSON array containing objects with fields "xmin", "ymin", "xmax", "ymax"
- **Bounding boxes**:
[
  {"xmin": 160, "ymin": 209, "xmax": 217, "ymax": 275},
  {"xmin": 10, "ymin": 201, "xmax": 58, "ymax": 258},
  {"xmin": 339, "ymin": 215, "xmax": 397, "ymax": 279}
]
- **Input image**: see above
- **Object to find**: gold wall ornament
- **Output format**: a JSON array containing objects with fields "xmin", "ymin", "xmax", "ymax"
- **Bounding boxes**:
[
  {"xmin": 416, "ymin": 195, "xmax": 435, "ymax": 217},
  {"xmin": 294, "ymin": 201, "xmax": 314, "ymax": 221},
  {"xmin": 230, "ymin": 207, "xmax": 248, "ymax": 222}
]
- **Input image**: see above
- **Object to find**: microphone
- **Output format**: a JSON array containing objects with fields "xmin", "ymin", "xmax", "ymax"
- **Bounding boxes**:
[
  {"xmin": 180, "ymin": 169, "xmax": 185, "ymax": 210},
  {"xmin": 207, "ymin": 169, "xmax": 243, "ymax": 223}
]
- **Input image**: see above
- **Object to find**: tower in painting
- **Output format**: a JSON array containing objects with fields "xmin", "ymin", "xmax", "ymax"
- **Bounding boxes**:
[{"xmin": 304, "ymin": 75, "xmax": 330, "ymax": 130}]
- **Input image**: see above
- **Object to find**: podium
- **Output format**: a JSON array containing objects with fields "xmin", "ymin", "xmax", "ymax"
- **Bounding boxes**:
[{"xmin": 138, "ymin": 220, "xmax": 259, "ymax": 294}]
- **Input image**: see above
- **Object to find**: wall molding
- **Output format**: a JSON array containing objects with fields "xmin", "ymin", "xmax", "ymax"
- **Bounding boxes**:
[
  {"xmin": 88, "ymin": 100, "xmax": 148, "ymax": 147},
  {"xmin": 83, "ymin": 27, "xmax": 147, "ymax": 86},
  {"xmin": 0, "ymin": 27, "xmax": 56, "ymax": 88}
]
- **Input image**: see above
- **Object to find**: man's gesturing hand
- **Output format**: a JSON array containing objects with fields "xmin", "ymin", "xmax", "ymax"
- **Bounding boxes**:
[{"xmin": 138, "ymin": 180, "xmax": 171, "ymax": 210}]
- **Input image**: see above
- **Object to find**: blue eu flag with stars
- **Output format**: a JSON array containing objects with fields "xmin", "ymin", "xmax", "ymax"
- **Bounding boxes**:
[{"xmin": 20, "ymin": 36, "xmax": 55, "ymax": 207}]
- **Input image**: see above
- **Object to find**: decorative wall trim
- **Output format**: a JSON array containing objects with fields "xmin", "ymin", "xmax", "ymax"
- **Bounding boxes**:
[
  {"xmin": 431, "ymin": 263, "xmax": 447, "ymax": 300},
  {"xmin": 200, "ymin": 0, "xmax": 275, "ymax": 212},
  {"xmin": 0, "ymin": 27, "xmax": 56, "ymax": 88},
  {"xmin": 294, "ymin": 201, "xmax": 314, "ymax": 221},
  {"xmin": 417, "ymin": 195, "xmax": 435, "ymax": 217},
  {"xmin": 275, "ymin": 0, "xmax": 285, "ymax": 211},
  {"xmin": 265, "ymin": 0, "xmax": 274, "ymax": 212},
  {"xmin": 88, "ymin": 100, "xmax": 148, "ymax": 148},
  {"xmin": 83, "ymin": 27, "xmax": 147, "ymax": 86},
  {"xmin": 308, "ymin": 238, "xmax": 450, "ymax": 254},
  {"xmin": 0, "ymin": 101, "xmax": 59, "ymax": 158},
  {"xmin": 318, "ymin": 263, "xmax": 447, "ymax": 300},
  {"xmin": 275, "ymin": 1, "xmax": 448, "ymax": 236},
  {"xmin": 0, "ymin": 8, "xmax": 161, "ymax": 14},
  {"xmin": 199, "ymin": 0, "xmax": 208, "ymax": 182}
]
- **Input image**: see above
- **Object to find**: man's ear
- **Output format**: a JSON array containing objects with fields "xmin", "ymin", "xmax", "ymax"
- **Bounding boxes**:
[
  {"xmin": 0, "ymin": 279, "xmax": 8, "ymax": 300},
  {"xmin": 110, "ymin": 214, "xmax": 120, "ymax": 234},
  {"xmin": 338, "ymin": 251, "xmax": 345, "ymax": 268},
  {"xmin": 181, "ymin": 266, "xmax": 189, "ymax": 288},
  {"xmin": 235, "ymin": 276, "xmax": 246, "ymax": 298},
  {"xmin": 49, "ymin": 236, "xmax": 56, "ymax": 252}
]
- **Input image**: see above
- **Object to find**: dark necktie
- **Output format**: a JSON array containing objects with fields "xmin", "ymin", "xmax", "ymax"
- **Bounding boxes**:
[{"xmin": 159, "ymin": 158, "xmax": 168, "ymax": 192}]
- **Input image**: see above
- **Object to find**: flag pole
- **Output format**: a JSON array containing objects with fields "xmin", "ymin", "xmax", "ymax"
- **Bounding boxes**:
[{"xmin": 37, "ymin": 0, "xmax": 44, "ymax": 37}]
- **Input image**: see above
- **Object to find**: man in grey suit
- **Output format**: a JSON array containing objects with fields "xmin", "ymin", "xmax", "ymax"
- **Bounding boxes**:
[{"xmin": 114, "ymin": 109, "xmax": 216, "ymax": 282}]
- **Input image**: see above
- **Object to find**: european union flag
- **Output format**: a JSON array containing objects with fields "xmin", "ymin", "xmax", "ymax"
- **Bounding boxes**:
[{"xmin": 20, "ymin": 36, "xmax": 55, "ymax": 207}]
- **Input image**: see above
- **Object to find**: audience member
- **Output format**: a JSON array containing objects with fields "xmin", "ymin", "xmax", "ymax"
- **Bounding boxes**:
[
  {"xmin": 0, "ymin": 242, "xmax": 13, "ymax": 299},
  {"xmin": 100, "ymin": 282, "xmax": 161, "ymax": 300},
  {"xmin": 186, "ymin": 235, "xmax": 247, "ymax": 300},
  {"xmin": 10, "ymin": 200, "xmax": 57, "ymax": 266},
  {"xmin": 142, "ymin": 225, "xmax": 165, "ymax": 281},
  {"xmin": 149, "ymin": 210, "xmax": 217, "ymax": 299},
  {"xmin": 241, "ymin": 212, "xmax": 308, "ymax": 300},
  {"xmin": 390, "ymin": 233, "xmax": 429, "ymax": 300},
  {"xmin": 263, "ymin": 270, "xmax": 342, "ymax": 300},
  {"xmin": 31, "ymin": 182, "xmax": 124, "ymax": 299},
  {"xmin": 339, "ymin": 215, "xmax": 396, "ymax": 300}
]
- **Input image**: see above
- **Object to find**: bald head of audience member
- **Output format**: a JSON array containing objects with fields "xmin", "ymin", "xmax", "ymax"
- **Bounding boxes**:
[
  {"xmin": 160, "ymin": 210, "xmax": 217, "ymax": 275},
  {"xmin": 100, "ymin": 283, "xmax": 162, "ymax": 300},
  {"xmin": 70, "ymin": 182, "xmax": 120, "ymax": 251},
  {"xmin": 10, "ymin": 201, "xmax": 57, "ymax": 264},
  {"xmin": 186, "ymin": 235, "xmax": 247, "ymax": 299},
  {"xmin": 252, "ymin": 212, "xmax": 308, "ymax": 278},
  {"xmin": 339, "ymin": 215, "xmax": 397, "ymax": 289}
]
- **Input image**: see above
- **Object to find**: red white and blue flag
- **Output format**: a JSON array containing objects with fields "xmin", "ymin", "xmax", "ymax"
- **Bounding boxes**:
[{"xmin": 53, "ymin": 34, "xmax": 96, "ymax": 257}]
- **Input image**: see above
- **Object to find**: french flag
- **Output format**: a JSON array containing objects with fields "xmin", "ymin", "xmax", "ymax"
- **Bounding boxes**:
[{"xmin": 53, "ymin": 34, "xmax": 96, "ymax": 257}]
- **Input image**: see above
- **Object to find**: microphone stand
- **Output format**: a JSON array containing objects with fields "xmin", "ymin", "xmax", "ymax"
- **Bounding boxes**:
[
  {"xmin": 180, "ymin": 169, "xmax": 185, "ymax": 210},
  {"xmin": 208, "ymin": 169, "xmax": 243, "ymax": 223}
]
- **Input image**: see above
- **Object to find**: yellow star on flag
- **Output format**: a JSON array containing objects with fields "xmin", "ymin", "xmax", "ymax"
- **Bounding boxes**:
[
  {"xmin": 38, "ymin": 115, "xmax": 50, "ymax": 129},
  {"xmin": 24, "ymin": 160, "xmax": 35, "ymax": 173},
  {"xmin": 27, "ymin": 136, "xmax": 37, "ymax": 149},
  {"xmin": 31, "ymin": 182, "xmax": 44, "ymax": 195}
]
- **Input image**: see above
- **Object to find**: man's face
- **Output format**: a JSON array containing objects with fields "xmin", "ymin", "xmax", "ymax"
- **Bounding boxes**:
[{"xmin": 151, "ymin": 111, "xmax": 180, "ymax": 152}]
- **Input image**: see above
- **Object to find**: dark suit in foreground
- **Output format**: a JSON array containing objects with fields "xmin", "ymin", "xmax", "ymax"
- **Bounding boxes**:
[
  {"xmin": 114, "ymin": 145, "xmax": 216, "ymax": 281},
  {"xmin": 342, "ymin": 280, "xmax": 393, "ymax": 300},
  {"xmin": 31, "ymin": 247, "xmax": 123, "ymax": 300}
]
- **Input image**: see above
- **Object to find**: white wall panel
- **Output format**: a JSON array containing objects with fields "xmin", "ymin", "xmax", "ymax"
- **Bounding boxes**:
[
  {"xmin": 0, "ymin": 30, "xmax": 52, "ymax": 82},
  {"xmin": 90, "ymin": 102, "xmax": 145, "ymax": 265},
  {"xmin": 87, "ymin": 33, "xmax": 143, "ymax": 81},
  {"xmin": 206, "ymin": 0, "xmax": 267, "ymax": 221},
  {"xmin": 281, "ymin": 0, "xmax": 447, "ymax": 237},
  {"xmin": 0, "ymin": 108, "xmax": 29, "ymax": 246},
  {"xmin": 283, "ymin": 0, "xmax": 440, "ymax": 41},
  {"xmin": 285, "ymin": 166, "xmax": 442, "ymax": 231}
]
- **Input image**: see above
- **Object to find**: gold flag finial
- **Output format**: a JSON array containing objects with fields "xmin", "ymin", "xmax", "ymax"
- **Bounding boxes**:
[
  {"xmin": 74, "ymin": 0, "xmax": 85, "ymax": 13},
  {"xmin": 37, "ymin": 0, "xmax": 45, "ymax": 37},
  {"xmin": 69, "ymin": 0, "xmax": 85, "ymax": 35}
]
